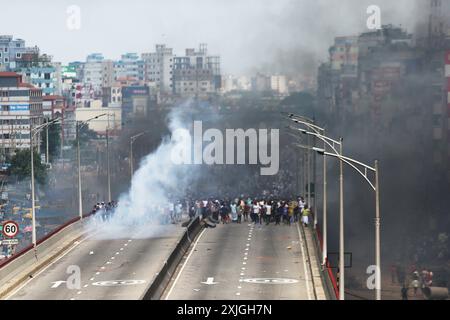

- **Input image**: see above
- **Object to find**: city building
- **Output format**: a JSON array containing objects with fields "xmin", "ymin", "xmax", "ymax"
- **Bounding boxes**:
[
  {"xmin": 121, "ymin": 86, "xmax": 154, "ymax": 118},
  {"xmin": 142, "ymin": 44, "xmax": 174, "ymax": 94},
  {"xmin": 114, "ymin": 53, "xmax": 145, "ymax": 83},
  {"xmin": 172, "ymin": 44, "xmax": 221, "ymax": 97},
  {"xmin": 0, "ymin": 36, "xmax": 39, "ymax": 71},
  {"xmin": 428, "ymin": 0, "xmax": 450, "ymax": 49},
  {"xmin": 75, "ymin": 105, "xmax": 121, "ymax": 135},
  {"xmin": 270, "ymin": 75, "xmax": 288, "ymax": 96},
  {"xmin": 42, "ymin": 95, "xmax": 65, "ymax": 119},
  {"xmin": 102, "ymin": 85, "xmax": 122, "ymax": 107},
  {"xmin": 0, "ymin": 72, "xmax": 44, "ymax": 160},
  {"xmin": 251, "ymin": 73, "xmax": 271, "ymax": 92},
  {"xmin": 83, "ymin": 53, "xmax": 106, "ymax": 95}
]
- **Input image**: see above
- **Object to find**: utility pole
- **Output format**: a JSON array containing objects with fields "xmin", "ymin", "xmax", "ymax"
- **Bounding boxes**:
[
  {"xmin": 339, "ymin": 138, "xmax": 344, "ymax": 300},
  {"xmin": 76, "ymin": 123, "xmax": 82, "ymax": 219},
  {"xmin": 375, "ymin": 160, "xmax": 381, "ymax": 300},
  {"xmin": 30, "ymin": 124, "xmax": 36, "ymax": 248},
  {"xmin": 106, "ymin": 128, "xmax": 111, "ymax": 203},
  {"xmin": 45, "ymin": 118, "xmax": 49, "ymax": 164}
]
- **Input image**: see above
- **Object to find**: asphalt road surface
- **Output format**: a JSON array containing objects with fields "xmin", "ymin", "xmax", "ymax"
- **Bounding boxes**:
[
  {"xmin": 5, "ymin": 223, "xmax": 185, "ymax": 300},
  {"xmin": 164, "ymin": 221, "xmax": 315, "ymax": 300}
]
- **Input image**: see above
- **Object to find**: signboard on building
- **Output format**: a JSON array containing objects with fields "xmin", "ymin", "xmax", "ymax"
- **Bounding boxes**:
[{"xmin": 9, "ymin": 105, "xmax": 29, "ymax": 112}]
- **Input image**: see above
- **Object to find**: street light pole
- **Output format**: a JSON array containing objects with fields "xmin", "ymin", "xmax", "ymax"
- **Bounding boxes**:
[
  {"xmin": 30, "ymin": 127, "xmax": 36, "ymax": 248},
  {"xmin": 322, "ymin": 134, "xmax": 327, "ymax": 266},
  {"xmin": 375, "ymin": 160, "xmax": 381, "ymax": 300},
  {"xmin": 312, "ymin": 147, "xmax": 380, "ymax": 301},
  {"xmin": 130, "ymin": 138, "xmax": 134, "ymax": 179},
  {"xmin": 130, "ymin": 131, "xmax": 147, "ymax": 179},
  {"xmin": 339, "ymin": 138, "xmax": 345, "ymax": 300},
  {"xmin": 75, "ymin": 114, "xmax": 107, "ymax": 219},
  {"xmin": 45, "ymin": 119, "xmax": 49, "ymax": 164},
  {"xmin": 76, "ymin": 123, "xmax": 82, "ymax": 219},
  {"xmin": 307, "ymin": 135, "xmax": 311, "ymax": 208},
  {"xmin": 288, "ymin": 123, "xmax": 344, "ymax": 299},
  {"xmin": 29, "ymin": 118, "xmax": 61, "ymax": 248},
  {"xmin": 106, "ymin": 128, "xmax": 111, "ymax": 203}
]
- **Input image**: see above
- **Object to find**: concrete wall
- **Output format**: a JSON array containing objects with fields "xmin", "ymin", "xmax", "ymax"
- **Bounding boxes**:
[{"xmin": 0, "ymin": 217, "xmax": 89, "ymax": 297}]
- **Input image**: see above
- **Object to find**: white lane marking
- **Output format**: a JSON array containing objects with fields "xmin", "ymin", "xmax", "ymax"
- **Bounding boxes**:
[
  {"xmin": 120, "ymin": 248, "xmax": 124, "ymax": 251},
  {"xmin": 115, "ymin": 252, "xmax": 120, "ymax": 255},
  {"xmin": 83, "ymin": 284, "xmax": 89, "ymax": 288},
  {"xmin": 106, "ymin": 261, "xmax": 112, "ymax": 264},
  {"xmin": 236, "ymin": 292, "xmax": 241, "ymax": 296},
  {"xmin": 70, "ymin": 298, "xmax": 75, "ymax": 300},
  {"xmin": 89, "ymin": 278, "xmax": 95, "ymax": 281},
  {"xmin": 201, "ymin": 277, "xmax": 218, "ymax": 285},
  {"xmin": 243, "ymin": 262, "xmax": 247, "ymax": 265},
  {"xmin": 89, "ymin": 251, "xmax": 94, "ymax": 255},
  {"xmin": 96, "ymin": 272, "xmax": 100, "ymax": 275},
  {"xmin": 111, "ymin": 257, "xmax": 115, "ymax": 260},
  {"xmin": 124, "ymin": 243, "xmax": 128, "ymax": 247},
  {"xmin": 244, "ymin": 257, "xmax": 248, "ymax": 260},
  {"xmin": 296, "ymin": 223, "xmax": 312, "ymax": 300},
  {"xmin": 164, "ymin": 228, "xmax": 207, "ymax": 300},
  {"xmin": 77, "ymin": 291, "xmax": 82, "ymax": 295},
  {"xmin": 101, "ymin": 266, "xmax": 105, "ymax": 270},
  {"xmin": 4, "ymin": 234, "xmax": 94, "ymax": 300},
  {"xmin": 128, "ymin": 240, "xmax": 132, "ymax": 242}
]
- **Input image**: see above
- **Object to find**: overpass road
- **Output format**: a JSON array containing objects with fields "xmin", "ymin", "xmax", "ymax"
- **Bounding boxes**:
[
  {"xmin": 163, "ymin": 221, "xmax": 317, "ymax": 300},
  {"xmin": 4, "ymin": 224, "xmax": 185, "ymax": 300}
]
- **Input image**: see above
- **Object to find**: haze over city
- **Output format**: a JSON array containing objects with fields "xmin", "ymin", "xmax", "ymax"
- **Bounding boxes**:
[{"xmin": 0, "ymin": 0, "xmax": 424, "ymax": 74}]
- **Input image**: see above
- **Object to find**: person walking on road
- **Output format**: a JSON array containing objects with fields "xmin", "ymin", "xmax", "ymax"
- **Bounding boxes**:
[
  {"xmin": 301, "ymin": 205, "xmax": 310, "ymax": 227},
  {"xmin": 401, "ymin": 286, "xmax": 409, "ymax": 300},
  {"xmin": 265, "ymin": 201, "xmax": 272, "ymax": 225}
]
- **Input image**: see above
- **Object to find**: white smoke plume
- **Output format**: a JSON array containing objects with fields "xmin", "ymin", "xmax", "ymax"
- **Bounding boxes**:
[{"xmin": 87, "ymin": 103, "xmax": 197, "ymax": 239}]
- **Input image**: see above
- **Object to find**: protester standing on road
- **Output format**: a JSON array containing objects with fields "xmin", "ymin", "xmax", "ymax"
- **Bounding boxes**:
[
  {"xmin": 237, "ymin": 201, "xmax": 244, "ymax": 224},
  {"xmin": 301, "ymin": 205, "xmax": 310, "ymax": 227},
  {"xmin": 265, "ymin": 201, "xmax": 272, "ymax": 225},
  {"xmin": 401, "ymin": 286, "xmax": 409, "ymax": 300}
]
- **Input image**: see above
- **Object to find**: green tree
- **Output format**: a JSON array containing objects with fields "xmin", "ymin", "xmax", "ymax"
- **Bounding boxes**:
[
  {"xmin": 41, "ymin": 122, "xmax": 61, "ymax": 162},
  {"xmin": 10, "ymin": 149, "xmax": 47, "ymax": 185},
  {"xmin": 71, "ymin": 125, "xmax": 98, "ymax": 148}
]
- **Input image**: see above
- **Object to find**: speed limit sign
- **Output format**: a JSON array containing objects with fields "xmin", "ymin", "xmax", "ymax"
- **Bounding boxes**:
[{"xmin": 2, "ymin": 221, "xmax": 19, "ymax": 238}]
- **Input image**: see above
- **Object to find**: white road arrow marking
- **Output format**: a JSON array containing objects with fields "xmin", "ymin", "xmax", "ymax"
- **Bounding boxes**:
[
  {"xmin": 50, "ymin": 281, "xmax": 66, "ymax": 288},
  {"xmin": 201, "ymin": 277, "xmax": 218, "ymax": 285}
]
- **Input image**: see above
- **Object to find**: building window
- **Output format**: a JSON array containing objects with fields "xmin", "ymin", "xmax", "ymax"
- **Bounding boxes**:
[
  {"xmin": 16, "ymin": 52, "xmax": 21, "ymax": 59},
  {"xmin": 2, "ymin": 105, "xmax": 10, "ymax": 111}
]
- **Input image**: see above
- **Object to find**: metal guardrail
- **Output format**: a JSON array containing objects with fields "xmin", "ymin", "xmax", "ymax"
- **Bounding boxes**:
[
  {"xmin": 0, "ymin": 210, "xmax": 95, "ymax": 269},
  {"xmin": 313, "ymin": 222, "xmax": 339, "ymax": 300}
]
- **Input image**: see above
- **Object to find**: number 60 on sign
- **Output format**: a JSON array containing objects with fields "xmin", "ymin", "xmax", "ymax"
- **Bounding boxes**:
[{"xmin": 2, "ymin": 221, "xmax": 19, "ymax": 238}]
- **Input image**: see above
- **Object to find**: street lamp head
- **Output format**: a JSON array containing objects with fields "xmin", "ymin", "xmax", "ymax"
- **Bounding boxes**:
[{"xmin": 313, "ymin": 147, "xmax": 325, "ymax": 155}]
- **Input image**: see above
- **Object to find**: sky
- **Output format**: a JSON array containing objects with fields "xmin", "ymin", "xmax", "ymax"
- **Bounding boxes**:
[{"xmin": 1, "ymin": 0, "xmax": 426, "ymax": 75}]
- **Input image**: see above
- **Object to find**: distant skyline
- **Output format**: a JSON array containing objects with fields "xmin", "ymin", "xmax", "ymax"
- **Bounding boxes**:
[{"xmin": 1, "ymin": 0, "xmax": 424, "ymax": 75}]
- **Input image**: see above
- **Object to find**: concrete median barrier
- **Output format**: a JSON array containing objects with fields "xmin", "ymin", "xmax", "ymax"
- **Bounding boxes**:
[
  {"xmin": 422, "ymin": 287, "xmax": 449, "ymax": 300},
  {"xmin": 0, "ymin": 215, "xmax": 92, "ymax": 299},
  {"xmin": 141, "ymin": 216, "xmax": 204, "ymax": 300}
]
